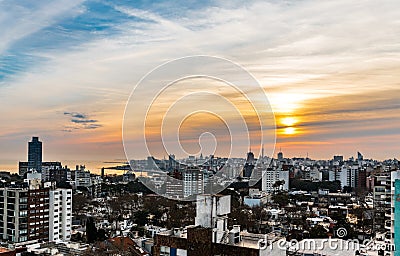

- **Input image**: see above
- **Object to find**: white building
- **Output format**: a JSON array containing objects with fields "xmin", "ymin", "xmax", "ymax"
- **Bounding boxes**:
[
  {"xmin": 74, "ymin": 166, "xmax": 91, "ymax": 188},
  {"xmin": 261, "ymin": 167, "xmax": 289, "ymax": 193},
  {"xmin": 49, "ymin": 188, "xmax": 73, "ymax": 241},
  {"xmin": 329, "ymin": 165, "xmax": 358, "ymax": 189},
  {"xmin": 183, "ymin": 168, "xmax": 204, "ymax": 198},
  {"xmin": 195, "ymin": 194, "xmax": 231, "ymax": 243}
]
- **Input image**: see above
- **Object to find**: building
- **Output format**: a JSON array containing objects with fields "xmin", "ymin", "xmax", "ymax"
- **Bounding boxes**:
[
  {"xmin": 28, "ymin": 137, "xmax": 42, "ymax": 173},
  {"xmin": 0, "ymin": 184, "xmax": 49, "ymax": 243},
  {"xmin": 261, "ymin": 167, "xmax": 289, "ymax": 193},
  {"xmin": 165, "ymin": 167, "xmax": 206, "ymax": 199},
  {"xmin": 390, "ymin": 171, "xmax": 400, "ymax": 256},
  {"xmin": 277, "ymin": 151, "xmax": 283, "ymax": 161},
  {"xmin": 72, "ymin": 165, "xmax": 92, "ymax": 188},
  {"xmin": 49, "ymin": 188, "xmax": 73, "ymax": 241},
  {"xmin": 183, "ymin": 167, "xmax": 204, "ymax": 198},
  {"xmin": 373, "ymin": 174, "xmax": 391, "ymax": 233},
  {"xmin": 333, "ymin": 155, "xmax": 343, "ymax": 163},
  {"xmin": 0, "ymin": 179, "xmax": 72, "ymax": 244},
  {"xmin": 49, "ymin": 167, "xmax": 70, "ymax": 186},
  {"xmin": 154, "ymin": 194, "xmax": 285, "ymax": 256},
  {"xmin": 19, "ymin": 161, "xmax": 62, "ymax": 179},
  {"xmin": 27, "ymin": 182, "xmax": 50, "ymax": 242},
  {"xmin": 329, "ymin": 165, "xmax": 359, "ymax": 189},
  {"xmin": 18, "ymin": 162, "xmax": 28, "ymax": 177},
  {"xmin": 41, "ymin": 162, "xmax": 62, "ymax": 182},
  {"xmin": 0, "ymin": 187, "xmax": 29, "ymax": 243},
  {"xmin": 195, "ymin": 195, "xmax": 230, "ymax": 243}
]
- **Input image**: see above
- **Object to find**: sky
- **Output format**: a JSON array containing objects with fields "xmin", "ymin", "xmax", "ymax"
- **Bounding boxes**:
[{"xmin": 0, "ymin": 0, "xmax": 400, "ymax": 172}]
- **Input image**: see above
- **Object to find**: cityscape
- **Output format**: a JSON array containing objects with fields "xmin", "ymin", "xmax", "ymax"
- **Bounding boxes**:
[
  {"xmin": 0, "ymin": 137, "xmax": 398, "ymax": 255},
  {"xmin": 1, "ymin": 1, "xmax": 400, "ymax": 256}
]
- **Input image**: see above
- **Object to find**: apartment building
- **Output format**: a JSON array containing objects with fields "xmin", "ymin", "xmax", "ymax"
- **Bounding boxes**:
[
  {"xmin": 0, "ymin": 181, "xmax": 72, "ymax": 244},
  {"xmin": 49, "ymin": 188, "xmax": 73, "ymax": 241}
]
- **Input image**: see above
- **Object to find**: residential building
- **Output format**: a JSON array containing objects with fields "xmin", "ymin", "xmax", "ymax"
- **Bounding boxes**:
[
  {"xmin": 373, "ymin": 174, "xmax": 391, "ymax": 233},
  {"xmin": 72, "ymin": 165, "xmax": 91, "ymax": 188},
  {"xmin": 261, "ymin": 167, "xmax": 289, "ymax": 193},
  {"xmin": 183, "ymin": 167, "xmax": 204, "ymax": 198},
  {"xmin": 49, "ymin": 188, "xmax": 73, "ymax": 241},
  {"xmin": 0, "ymin": 184, "xmax": 49, "ymax": 243},
  {"xmin": 0, "ymin": 180, "xmax": 72, "ymax": 244}
]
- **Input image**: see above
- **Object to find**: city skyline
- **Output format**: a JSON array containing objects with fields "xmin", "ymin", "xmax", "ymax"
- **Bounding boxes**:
[{"xmin": 1, "ymin": 0, "xmax": 400, "ymax": 171}]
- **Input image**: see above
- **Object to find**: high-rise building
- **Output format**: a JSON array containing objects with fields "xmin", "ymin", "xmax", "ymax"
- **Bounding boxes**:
[
  {"xmin": 261, "ymin": 166, "xmax": 289, "ymax": 192},
  {"xmin": 195, "ymin": 195, "xmax": 231, "ymax": 243},
  {"xmin": 277, "ymin": 151, "xmax": 283, "ymax": 161},
  {"xmin": 0, "ymin": 179, "xmax": 72, "ymax": 244},
  {"xmin": 0, "ymin": 188, "xmax": 29, "ymax": 243},
  {"xmin": 182, "ymin": 167, "xmax": 204, "ymax": 198},
  {"xmin": 49, "ymin": 188, "xmax": 72, "ymax": 241},
  {"xmin": 28, "ymin": 137, "xmax": 42, "ymax": 172},
  {"xmin": 357, "ymin": 151, "xmax": 364, "ymax": 162},
  {"xmin": 0, "ymin": 185, "xmax": 49, "ymax": 243},
  {"xmin": 373, "ymin": 174, "xmax": 391, "ymax": 233}
]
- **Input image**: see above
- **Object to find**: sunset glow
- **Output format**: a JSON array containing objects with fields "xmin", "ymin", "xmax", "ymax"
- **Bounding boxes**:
[{"xmin": 0, "ymin": 0, "xmax": 400, "ymax": 172}]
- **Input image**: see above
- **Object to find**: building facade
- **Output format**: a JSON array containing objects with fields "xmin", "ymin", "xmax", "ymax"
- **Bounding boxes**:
[
  {"xmin": 28, "ymin": 137, "xmax": 42, "ymax": 172},
  {"xmin": 49, "ymin": 188, "xmax": 73, "ymax": 241}
]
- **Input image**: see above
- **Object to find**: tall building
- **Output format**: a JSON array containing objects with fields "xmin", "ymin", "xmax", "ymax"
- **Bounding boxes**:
[
  {"xmin": 373, "ymin": 174, "xmax": 391, "ymax": 233},
  {"xmin": 28, "ymin": 137, "xmax": 42, "ymax": 172},
  {"xmin": 0, "ymin": 180, "xmax": 72, "ymax": 244},
  {"xmin": 0, "ymin": 185, "xmax": 49, "ymax": 243},
  {"xmin": 194, "ymin": 195, "xmax": 231, "ymax": 243},
  {"xmin": 49, "ymin": 188, "xmax": 73, "ymax": 241},
  {"xmin": 183, "ymin": 167, "xmax": 204, "ymax": 198},
  {"xmin": 261, "ymin": 167, "xmax": 289, "ymax": 193},
  {"xmin": 357, "ymin": 151, "xmax": 364, "ymax": 162},
  {"xmin": 165, "ymin": 167, "xmax": 205, "ymax": 199},
  {"xmin": 0, "ymin": 187, "xmax": 29, "ymax": 243},
  {"xmin": 277, "ymin": 151, "xmax": 283, "ymax": 161}
]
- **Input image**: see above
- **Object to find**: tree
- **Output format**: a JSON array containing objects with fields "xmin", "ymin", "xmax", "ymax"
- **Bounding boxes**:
[
  {"xmin": 86, "ymin": 217, "xmax": 97, "ymax": 243},
  {"xmin": 272, "ymin": 191, "xmax": 289, "ymax": 207},
  {"xmin": 134, "ymin": 210, "xmax": 149, "ymax": 227},
  {"xmin": 73, "ymin": 194, "xmax": 88, "ymax": 215},
  {"xmin": 309, "ymin": 225, "xmax": 328, "ymax": 238}
]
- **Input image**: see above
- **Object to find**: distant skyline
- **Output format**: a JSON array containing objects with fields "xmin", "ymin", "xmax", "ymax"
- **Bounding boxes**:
[{"xmin": 1, "ymin": 0, "xmax": 400, "ymax": 172}]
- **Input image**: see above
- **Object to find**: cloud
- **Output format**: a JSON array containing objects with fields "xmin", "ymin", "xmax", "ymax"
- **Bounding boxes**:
[
  {"xmin": 64, "ymin": 112, "xmax": 102, "ymax": 131},
  {"xmin": 0, "ymin": 0, "xmax": 399, "ymax": 162}
]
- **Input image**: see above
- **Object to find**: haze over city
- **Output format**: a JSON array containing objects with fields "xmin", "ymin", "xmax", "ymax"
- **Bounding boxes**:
[{"xmin": 1, "ymin": 0, "xmax": 400, "ymax": 173}]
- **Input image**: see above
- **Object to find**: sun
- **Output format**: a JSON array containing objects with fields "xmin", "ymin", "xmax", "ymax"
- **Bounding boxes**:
[
  {"xmin": 284, "ymin": 127, "xmax": 296, "ymax": 135},
  {"xmin": 281, "ymin": 117, "xmax": 297, "ymax": 127}
]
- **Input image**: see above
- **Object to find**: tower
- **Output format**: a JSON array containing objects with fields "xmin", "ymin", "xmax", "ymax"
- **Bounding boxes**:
[
  {"xmin": 277, "ymin": 150, "xmax": 283, "ymax": 161},
  {"xmin": 28, "ymin": 137, "xmax": 42, "ymax": 172}
]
